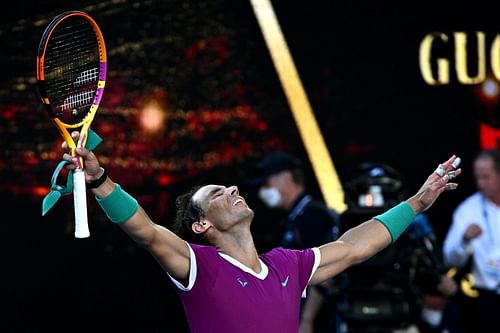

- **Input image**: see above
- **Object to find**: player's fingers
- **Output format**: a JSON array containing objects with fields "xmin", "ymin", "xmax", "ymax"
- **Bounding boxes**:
[
  {"xmin": 443, "ymin": 155, "xmax": 461, "ymax": 171},
  {"xmin": 75, "ymin": 147, "xmax": 90, "ymax": 157},
  {"xmin": 441, "ymin": 155, "xmax": 457, "ymax": 170},
  {"xmin": 62, "ymin": 153, "xmax": 72, "ymax": 162},
  {"xmin": 61, "ymin": 140, "xmax": 73, "ymax": 152},
  {"xmin": 434, "ymin": 155, "xmax": 461, "ymax": 177},
  {"xmin": 75, "ymin": 147, "xmax": 98, "ymax": 165},
  {"xmin": 451, "ymin": 157, "xmax": 461, "ymax": 170},
  {"xmin": 62, "ymin": 153, "xmax": 77, "ymax": 170},
  {"xmin": 447, "ymin": 168, "xmax": 462, "ymax": 180},
  {"xmin": 434, "ymin": 163, "xmax": 446, "ymax": 177},
  {"xmin": 71, "ymin": 131, "xmax": 80, "ymax": 140}
]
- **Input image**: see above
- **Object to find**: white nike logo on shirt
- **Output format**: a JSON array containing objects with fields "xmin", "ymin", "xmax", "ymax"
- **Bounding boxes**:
[
  {"xmin": 281, "ymin": 275, "xmax": 289, "ymax": 287},
  {"xmin": 237, "ymin": 278, "xmax": 248, "ymax": 287}
]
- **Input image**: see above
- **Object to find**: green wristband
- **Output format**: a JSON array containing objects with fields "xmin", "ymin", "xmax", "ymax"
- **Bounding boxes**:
[
  {"xmin": 373, "ymin": 201, "xmax": 415, "ymax": 243},
  {"xmin": 96, "ymin": 184, "xmax": 138, "ymax": 224}
]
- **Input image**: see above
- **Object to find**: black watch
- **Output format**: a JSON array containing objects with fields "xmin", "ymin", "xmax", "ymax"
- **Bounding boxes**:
[{"xmin": 87, "ymin": 167, "xmax": 107, "ymax": 189}]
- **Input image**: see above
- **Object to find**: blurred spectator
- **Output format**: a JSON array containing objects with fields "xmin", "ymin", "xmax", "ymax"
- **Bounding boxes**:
[{"xmin": 443, "ymin": 149, "xmax": 500, "ymax": 333}]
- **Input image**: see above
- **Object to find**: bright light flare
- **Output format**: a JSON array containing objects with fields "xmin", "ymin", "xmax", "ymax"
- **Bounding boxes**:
[
  {"xmin": 139, "ymin": 100, "xmax": 166, "ymax": 135},
  {"xmin": 481, "ymin": 78, "xmax": 499, "ymax": 98}
]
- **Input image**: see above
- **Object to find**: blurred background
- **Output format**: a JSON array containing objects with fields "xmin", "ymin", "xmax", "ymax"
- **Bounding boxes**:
[{"xmin": 1, "ymin": 0, "xmax": 499, "ymax": 331}]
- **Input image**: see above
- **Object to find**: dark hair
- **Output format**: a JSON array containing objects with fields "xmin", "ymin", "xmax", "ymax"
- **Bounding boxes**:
[
  {"xmin": 476, "ymin": 149, "xmax": 500, "ymax": 172},
  {"xmin": 172, "ymin": 185, "xmax": 206, "ymax": 244},
  {"xmin": 290, "ymin": 167, "xmax": 305, "ymax": 186}
]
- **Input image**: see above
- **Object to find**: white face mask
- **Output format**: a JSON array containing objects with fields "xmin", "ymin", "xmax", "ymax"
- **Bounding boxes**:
[{"xmin": 258, "ymin": 187, "xmax": 282, "ymax": 208}]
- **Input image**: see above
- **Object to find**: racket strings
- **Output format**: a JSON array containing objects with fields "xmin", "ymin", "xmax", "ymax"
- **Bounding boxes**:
[{"xmin": 43, "ymin": 17, "xmax": 102, "ymax": 125}]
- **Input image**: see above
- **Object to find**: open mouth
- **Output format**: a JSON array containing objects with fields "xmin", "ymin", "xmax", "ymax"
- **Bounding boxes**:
[{"xmin": 233, "ymin": 198, "xmax": 245, "ymax": 206}]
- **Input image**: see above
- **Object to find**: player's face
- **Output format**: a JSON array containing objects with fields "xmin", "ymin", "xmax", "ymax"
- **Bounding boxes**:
[{"xmin": 193, "ymin": 184, "xmax": 254, "ymax": 230}]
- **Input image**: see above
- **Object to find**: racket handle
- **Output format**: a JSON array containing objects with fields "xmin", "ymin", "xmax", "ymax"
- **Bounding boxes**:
[{"xmin": 73, "ymin": 169, "xmax": 90, "ymax": 238}]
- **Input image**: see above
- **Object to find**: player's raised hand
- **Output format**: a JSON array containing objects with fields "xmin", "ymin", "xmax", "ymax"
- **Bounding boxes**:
[
  {"xmin": 62, "ymin": 131, "xmax": 102, "ymax": 181},
  {"xmin": 407, "ymin": 155, "xmax": 461, "ymax": 213}
]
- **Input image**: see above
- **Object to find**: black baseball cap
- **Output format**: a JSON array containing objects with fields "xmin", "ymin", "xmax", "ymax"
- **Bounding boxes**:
[{"xmin": 247, "ymin": 152, "xmax": 302, "ymax": 187}]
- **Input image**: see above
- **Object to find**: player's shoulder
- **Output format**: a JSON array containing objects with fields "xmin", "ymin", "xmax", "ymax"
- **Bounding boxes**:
[
  {"xmin": 261, "ymin": 246, "xmax": 313, "ymax": 262},
  {"xmin": 188, "ymin": 242, "xmax": 218, "ymax": 256}
]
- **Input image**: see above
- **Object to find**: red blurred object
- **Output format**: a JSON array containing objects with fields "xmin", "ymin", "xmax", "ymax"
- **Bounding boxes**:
[
  {"xmin": 2, "ymin": 105, "xmax": 22, "ymax": 121},
  {"xmin": 158, "ymin": 173, "xmax": 175, "ymax": 186},
  {"xmin": 185, "ymin": 37, "xmax": 229, "ymax": 66},
  {"xmin": 479, "ymin": 122, "xmax": 500, "ymax": 149},
  {"xmin": 32, "ymin": 185, "xmax": 50, "ymax": 197}
]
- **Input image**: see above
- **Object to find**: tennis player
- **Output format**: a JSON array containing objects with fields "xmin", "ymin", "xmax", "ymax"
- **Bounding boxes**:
[{"xmin": 63, "ymin": 133, "xmax": 460, "ymax": 333}]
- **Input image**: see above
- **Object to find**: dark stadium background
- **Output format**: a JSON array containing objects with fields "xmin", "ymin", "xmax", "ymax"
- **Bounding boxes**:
[{"xmin": 1, "ymin": 1, "xmax": 498, "ymax": 331}]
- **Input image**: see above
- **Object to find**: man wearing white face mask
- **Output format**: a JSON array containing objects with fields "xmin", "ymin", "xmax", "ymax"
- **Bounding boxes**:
[{"xmin": 249, "ymin": 151, "xmax": 340, "ymax": 333}]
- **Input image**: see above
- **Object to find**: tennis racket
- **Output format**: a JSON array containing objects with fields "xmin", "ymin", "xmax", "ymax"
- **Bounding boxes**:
[{"xmin": 36, "ymin": 11, "xmax": 107, "ymax": 238}]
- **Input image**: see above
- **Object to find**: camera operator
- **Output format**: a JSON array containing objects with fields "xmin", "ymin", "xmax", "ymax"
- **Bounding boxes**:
[{"xmin": 334, "ymin": 162, "xmax": 462, "ymax": 333}]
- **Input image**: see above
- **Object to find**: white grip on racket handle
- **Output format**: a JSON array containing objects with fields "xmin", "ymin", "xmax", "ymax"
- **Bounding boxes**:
[{"xmin": 73, "ymin": 169, "xmax": 90, "ymax": 238}]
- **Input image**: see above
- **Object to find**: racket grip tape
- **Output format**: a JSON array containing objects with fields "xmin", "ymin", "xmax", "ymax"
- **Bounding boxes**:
[{"xmin": 73, "ymin": 169, "xmax": 90, "ymax": 238}]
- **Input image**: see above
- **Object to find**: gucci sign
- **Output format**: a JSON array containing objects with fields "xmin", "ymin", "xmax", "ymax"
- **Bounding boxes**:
[{"xmin": 419, "ymin": 32, "xmax": 500, "ymax": 85}]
